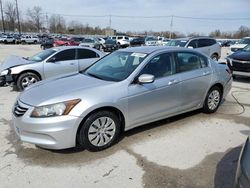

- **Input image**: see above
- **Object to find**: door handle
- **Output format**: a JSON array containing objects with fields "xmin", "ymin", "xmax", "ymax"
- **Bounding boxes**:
[
  {"xmin": 168, "ymin": 79, "xmax": 179, "ymax": 85},
  {"xmin": 70, "ymin": 63, "xmax": 76, "ymax": 65}
]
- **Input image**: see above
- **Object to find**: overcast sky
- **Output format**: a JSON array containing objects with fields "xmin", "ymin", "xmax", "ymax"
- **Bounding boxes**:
[{"xmin": 16, "ymin": 0, "xmax": 250, "ymax": 34}]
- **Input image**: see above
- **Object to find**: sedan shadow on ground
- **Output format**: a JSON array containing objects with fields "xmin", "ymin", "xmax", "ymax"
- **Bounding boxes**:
[{"xmin": 214, "ymin": 146, "xmax": 242, "ymax": 188}]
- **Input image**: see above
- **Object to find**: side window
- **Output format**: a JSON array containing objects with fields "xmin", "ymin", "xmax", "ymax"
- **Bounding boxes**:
[
  {"xmin": 77, "ymin": 49, "xmax": 99, "ymax": 59},
  {"xmin": 140, "ymin": 53, "xmax": 175, "ymax": 79},
  {"xmin": 177, "ymin": 52, "xmax": 202, "ymax": 72},
  {"xmin": 53, "ymin": 49, "xmax": 76, "ymax": 61},
  {"xmin": 117, "ymin": 36, "xmax": 123, "ymax": 40},
  {"xmin": 187, "ymin": 40, "xmax": 198, "ymax": 48},
  {"xmin": 198, "ymin": 39, "xmax": 215, "ymax": 48}
]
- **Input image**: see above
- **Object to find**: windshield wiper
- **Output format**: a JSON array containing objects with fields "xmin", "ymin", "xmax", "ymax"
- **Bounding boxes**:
[{"xmin": 86, "ymin": 72, "xmax": 104, "ymax": 80}]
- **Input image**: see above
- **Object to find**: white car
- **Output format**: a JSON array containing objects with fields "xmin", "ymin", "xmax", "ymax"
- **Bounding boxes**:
[
  {"xmin": 0, "ymin": 35, "xmax": 16, "ymax": 44},
  {"xmin": 21, "ymin": 36, "xmax": 39, "ymax": 44},
  {"xmin": 109, "ymin": 36, "xmax": 130, "ymax": 48}
]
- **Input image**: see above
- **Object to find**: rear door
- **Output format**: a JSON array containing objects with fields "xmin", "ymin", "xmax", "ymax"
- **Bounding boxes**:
[
  {"xmin": 44, "ymin": 48, "xmax": 78, "ymax": 78},
  {"xmin": 175, "ymin": 51, "xmax": 212, "ymax": 111},
  {"xmin": 77, "ymin": 49, "xmax": 101, "ymax": 71}
]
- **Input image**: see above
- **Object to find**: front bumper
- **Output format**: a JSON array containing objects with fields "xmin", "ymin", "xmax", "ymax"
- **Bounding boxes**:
[{"xmin": 12, "ymin": 100, "xmax": 83, "ymax": 150}]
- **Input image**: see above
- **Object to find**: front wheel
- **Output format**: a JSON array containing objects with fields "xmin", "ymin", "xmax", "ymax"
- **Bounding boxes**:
[
  {"xmin": 77, "ymin": 110, "xmax": 121, "ymax": 151},
  {"xmin": 202, "ymin": 86, "xmax": 222, "ymax": 113},
  {"xmin": 211, "ymin": 54, "xmax": 219, "ymax": 61},
  {"xmin": 16, "ymin": 72, "xmax": 40, "ymax": 91}
]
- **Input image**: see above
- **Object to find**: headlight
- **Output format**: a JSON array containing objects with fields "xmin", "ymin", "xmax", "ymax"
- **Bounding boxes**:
[
  {"xmin": 0, "ymin": 70, "xmax": 9, "ymax": 76},
  {"xmin": 31, "ymin": 99, "xmax": 81, "ymax": 118}
]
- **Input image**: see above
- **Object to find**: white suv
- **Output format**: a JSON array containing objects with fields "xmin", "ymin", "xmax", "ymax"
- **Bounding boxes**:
[{"xmin": 109, "ymin": 36, "xmax": 130, "ymax": 47}]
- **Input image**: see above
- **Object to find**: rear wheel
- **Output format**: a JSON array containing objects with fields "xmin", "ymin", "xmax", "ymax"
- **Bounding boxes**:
[
  {"xmin": 211, "ymin": 54, "xmax": 219, "ymax": 61},
  {"xmin": 202, "ymin": 86, "xmax": 222, "ymax": 113},
  {"xmin": 77, "ymin": 110, "xmax": 121, "ymax": 151},
  {"xmin": 16, "ymin": 72, "xmax": 40, "ymax": 91}
]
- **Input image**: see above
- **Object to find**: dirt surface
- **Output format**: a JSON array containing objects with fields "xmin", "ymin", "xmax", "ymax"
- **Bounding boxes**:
[{"xmin": 0, "ymin": 44, "xmax": 250, "ymax": 188}]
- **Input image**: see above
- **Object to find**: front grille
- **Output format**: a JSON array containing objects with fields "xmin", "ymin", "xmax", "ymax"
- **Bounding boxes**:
[
  {"xmin": 232, "ymin": 61, "xmax": 250, "ymax": 72},
  {"xmin": 13, "ymin": 101, "xmax": 28, "ymax": 117}
]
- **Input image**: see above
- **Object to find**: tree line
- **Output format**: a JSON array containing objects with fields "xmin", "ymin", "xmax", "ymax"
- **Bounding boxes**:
[{"xmin": 0, "ymin": 1, "xmax": 249, "ymax": 38}]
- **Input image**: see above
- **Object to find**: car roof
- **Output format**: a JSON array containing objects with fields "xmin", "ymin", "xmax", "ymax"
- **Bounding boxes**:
[
  {"xmin": 173, "ymin": 36, "xmax": 215, "ymax": 41},
  {"xmin": 118, "ymin": 46, "xmax": 196, "ymax": 54}
]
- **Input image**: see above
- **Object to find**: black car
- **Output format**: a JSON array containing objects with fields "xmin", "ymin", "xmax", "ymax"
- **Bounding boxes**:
[
  {"xmin": 234, "ymin": 137, "xmax": 250, "ymax": 188},
  {"xmin": 227, "ymin": 44, "xmax": 250, "ymax": 78},
  {"xmin": 102, "ymin": 39, "xmax": 119, "ymax": 52},
  {"xmin": 130, "ymin": 37, "xmax": 145, "ymax": 46},
  {"xmin": 40, "ymin": 38, "xmax": 54, "ymax": 50}
]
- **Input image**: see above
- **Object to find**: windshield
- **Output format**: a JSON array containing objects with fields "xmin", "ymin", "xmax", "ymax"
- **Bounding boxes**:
[
  {"xmin": 84, "ymin": 51, "xmax": 147, "ymax": 81},
  {"xmin": 167, "ymin": 40, "xmax": 188, "ymax": 47},
  {"xmin": 145, "ymin": 37, "xmax": 157, "ymax": 41},
  {"xmin": 243, "ymin": 44, "xmax": 250, "ymax": 51},
  {"xmin": 238, "ymin": 38, "xmax": 250, "ymax": 44},
  {"xmin": 28, "ymin": 49, "xmax": 56, "ymax": 62}
]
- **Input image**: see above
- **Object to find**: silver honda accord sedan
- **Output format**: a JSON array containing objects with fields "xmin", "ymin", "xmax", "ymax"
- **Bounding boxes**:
[{"xmin": 12, "ymin": 46, "xmax": 232, "ymax": 151}]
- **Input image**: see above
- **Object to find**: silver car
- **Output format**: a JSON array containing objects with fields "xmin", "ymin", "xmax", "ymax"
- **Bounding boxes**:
[
  {"xmin": 12, "ymin": 46, "xmax": 232, "ymax": 151},
  {"xmin": 0, "ymin": 46, "xmax": 104, "ymax": 90}
]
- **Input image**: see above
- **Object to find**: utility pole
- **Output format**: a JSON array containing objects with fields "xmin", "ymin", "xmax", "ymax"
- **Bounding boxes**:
[
  {"xmin": 0, "ymin": 0, "xmax": 5, "ymax": 33},
  {"xmin": 15, "ymin": 0, "xmax": 21, "ymax": 34},
  {"xmin": 169, "ymin": 15, "xmax": 173, "ymax": 39},
  {"xmin": 109, "ymin": 15, "xmax": 111, "ymax": 29}
]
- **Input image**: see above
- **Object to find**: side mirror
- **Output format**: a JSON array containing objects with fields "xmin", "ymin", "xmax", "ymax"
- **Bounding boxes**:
[
  {"xmin": 47, "ymin": 56, "xmax": 57, "ymax": 63},
  {"xmin": 138, "ymin": 74, "xmax": 155, "ymax": 84}
]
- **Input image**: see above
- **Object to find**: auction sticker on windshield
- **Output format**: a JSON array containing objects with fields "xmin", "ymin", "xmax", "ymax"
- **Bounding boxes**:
[{"xmin": 131, "ymin": 53, "xmax": 147, "ymax": 58}]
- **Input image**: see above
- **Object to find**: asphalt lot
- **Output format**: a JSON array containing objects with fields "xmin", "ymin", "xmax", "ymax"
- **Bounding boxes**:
[{"xmin": 0, "ymin": 44, "xmax": 250, "ymax": 188}]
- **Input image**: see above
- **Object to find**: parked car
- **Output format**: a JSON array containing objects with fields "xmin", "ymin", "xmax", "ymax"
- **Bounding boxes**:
[
  {"xmin": 109, "ymin": 36, "xmax": 130, "ymax": 48},
  {"xmin": 0, "ymin": 46, "xmax": 104, "ymax": 90},
  {"xmin": 234, "ymin": 137, "xmax": 250, "ymax": 188},
  {"xmin": 79, "ymin": 38, "xmax": 101, "ymax": 50},
  {"xmin": 12, "ymin": 46, "xmax": 232, "ymax": 151},
  {"xmin": 145, "ymin": 36, "xmax": 158, "ymax": 46},
  {"xmin": 0, "ymin": 35, "xmax": 16, "ymax": 44},
  {"xmin": 40, "ymin": 38, "xmax": 54, "ymax": 50},
  {"xmin": 130, "ymin": 37, "xmax": 145, "ymax": 46},
  {"xmin": 229, "ymin": 37, "xmax": 250, "ymax": 54},
  {"xmin": 226, "ymin": 44, "xmax": 250, "ymax": 78},
  {"xmin": 53, "ymin": 38, "xmax": 70, "ymax": 47},
  {"xmin": 167, "ymin": 37, "xmax": 221, "ymax": 60},
  {"xmin": 102, "ymin": 39, "xmax": 119, "ymax": 52},
  {"xmin": 21, "ymin": 35, "xmax": 39, "ymax": 44}
]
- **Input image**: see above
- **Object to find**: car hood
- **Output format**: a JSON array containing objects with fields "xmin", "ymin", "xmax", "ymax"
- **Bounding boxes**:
[
  {"xmin": 229, "ymin": 50, "xmax": 250, "ymax": 61},
  {"xmin": 19, "ymin": 73, "xmax": 113, "ymax": 106},
  {"xmin": 0, "ymin": 55, "xmax": 35, "ymax": 72}
]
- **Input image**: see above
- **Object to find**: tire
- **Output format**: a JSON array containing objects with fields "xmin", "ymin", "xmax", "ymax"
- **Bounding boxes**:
[
  {"xmin": 77, "ymin": 110, "xmax": 121, "ymax": 151},
  {"xmin": 16, "ymin": 72, "xmax": 40, "ymax": 91},
  {"xmin": 21, "ymin": 41, "xmax": 26, "ymax": 44},
  {"xmin": 211, "ymin": 54, "xmax": 218, "ymax": 61},
  {"xmin": 202, "ymin": 86, "xmax": 222, "ymax": 113}
]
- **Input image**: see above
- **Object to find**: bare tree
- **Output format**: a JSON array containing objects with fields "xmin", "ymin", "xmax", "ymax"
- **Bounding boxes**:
[
  {"xmin": 27, "ymin": 6, "xmax": 43, "ymax": 32},
  {"xmin": 49, "ymin": 14, "xmax": 66, "ymax": 33},
  {"xmin": 4, "ymin": 1, "xmax": 16, "ymax": 31}
]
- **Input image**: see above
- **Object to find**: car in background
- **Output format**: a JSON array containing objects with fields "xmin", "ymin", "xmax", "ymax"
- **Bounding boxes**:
[
  {"xmin": 40, "ymin": 38, "xmax": 54, "ymax": 50},
  {"xmin": 130, "ymin": 37, "xmax": 145, "ymax": 46},
  {"xmin": 12, "ymin": 46, "xmax": 232, "ymax": 151},
  {"xmin": 227, "ymin": 44, "xmax": 250, "ymax": 78},
  {"xmin": 79, "ymin": 38, "xmax": 101, "ymax": 50},
  {"xmin": 167, "ymin": 37, "xmax": 221, "ymax": 60},
  {"xmin": 109, "ymin": 36, "xmax": 130, "ymax": 48},
  {"xmin": 234, "ymin": 137, "xmax": 250, "ymax": 188},
  {"xmin": 0, "ymin": 46, "xmax": 105, "ymax": 90},
  {"xmin": 21, "ymin": 35, "xmax": 39, "ymax": 44},
  {"xmin": 145, "ymin": 36, "xmax": 158, "ymax": 46},
  {"xmin": 102, "ymin": 39, "xmax": 119, "ymax": 52},
  {"xmin": 229, "ymin": 37, "xmax": 250, "ymax": 54},
  {"xmin": 0, "ymin": 35, "xmax": 16, "ymax": 44},
  {"xmin": 53, "ymin": 38, "xmax": 70, "ymax": 47}
]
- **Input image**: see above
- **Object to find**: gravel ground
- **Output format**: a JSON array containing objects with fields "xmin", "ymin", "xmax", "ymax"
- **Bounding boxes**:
[{"xmin": 0, "ymin": 44, "xmax": 250, "ymax": 188}]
